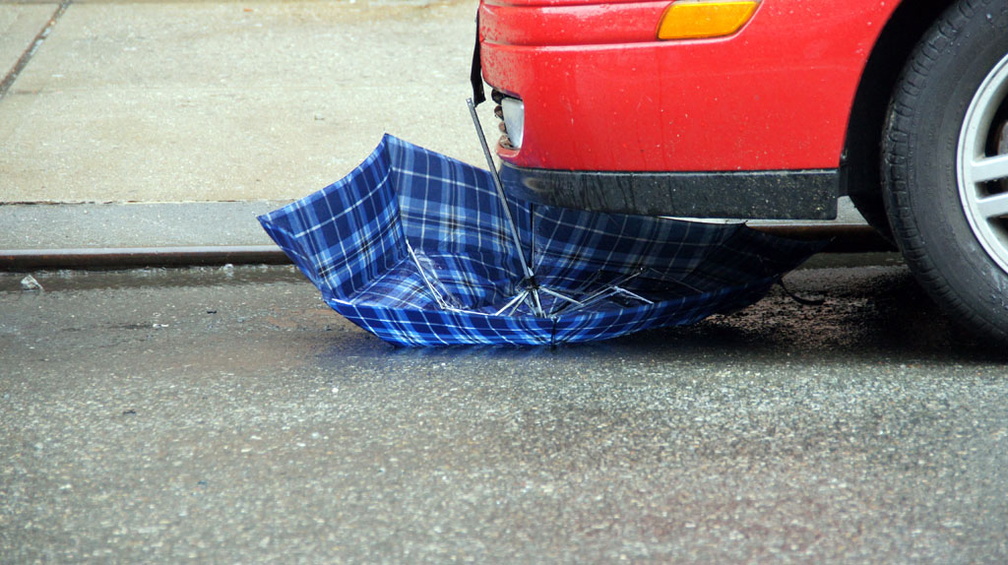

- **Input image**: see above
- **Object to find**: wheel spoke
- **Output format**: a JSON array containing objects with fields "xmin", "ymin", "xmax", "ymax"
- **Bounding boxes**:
[
  {"xmin": 971, "ymin": 154, "xmax": 1008, "ymax": 184},
  {"xmin": 976, "ymin": 192, "xmax": 1008, "ymax": 219}
]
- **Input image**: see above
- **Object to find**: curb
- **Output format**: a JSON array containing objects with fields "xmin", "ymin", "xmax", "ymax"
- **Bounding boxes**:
[
  {"xmin": 0, "ymin": 225, "xmax": 895, "ymax": 270},
  {"xmin": 0, "ymin": 246, "xmax": 288, "ymax": 270},
  {"xmin": 751, "ymin": 224, "xmax": 895, "ymax": 253}
]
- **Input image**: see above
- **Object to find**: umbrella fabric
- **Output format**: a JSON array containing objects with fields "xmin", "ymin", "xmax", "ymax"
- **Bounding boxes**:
[{"xmin": 259, "ymin": 134, "xmax": 821, "ymax": 346}]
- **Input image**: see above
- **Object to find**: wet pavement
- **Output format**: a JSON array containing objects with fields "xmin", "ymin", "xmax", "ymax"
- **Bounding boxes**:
[{"xmin": 2, "ymin": 261, "xmax": 1008, "ymax": 562}]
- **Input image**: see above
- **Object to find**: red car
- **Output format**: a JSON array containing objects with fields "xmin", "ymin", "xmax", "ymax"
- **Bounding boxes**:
[{"xmin": 474, "ymin": 0, "xmax": 1008, "ymax": 341}]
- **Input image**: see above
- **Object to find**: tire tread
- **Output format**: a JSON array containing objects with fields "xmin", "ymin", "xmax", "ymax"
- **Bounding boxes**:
[{"xmin": 882, "ymin": 0, "xmax": 1008, "ymax": 342}]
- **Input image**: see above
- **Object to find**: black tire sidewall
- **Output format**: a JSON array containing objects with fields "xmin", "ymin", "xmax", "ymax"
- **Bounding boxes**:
[{"xmin": 884, "ymin": 0, "xmax": 1008, "ymax": 338}]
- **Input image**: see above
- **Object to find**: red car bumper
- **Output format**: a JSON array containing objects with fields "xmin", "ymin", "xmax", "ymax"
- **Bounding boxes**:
[{"xmin": 477, "ymin": 0, "xmax": 900, "ymax": 218}]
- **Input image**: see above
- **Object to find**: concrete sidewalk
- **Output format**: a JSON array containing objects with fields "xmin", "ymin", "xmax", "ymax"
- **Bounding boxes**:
[
  {"xmin": 1, "ymin": 0, "xmax": 488, "ymax": 202},
  {"xmin": 0, "ymin": 0, "xmax": 500, "ymax": 263},
  {"xmin": 0, "ymin": 0, "xmax": 877, "ymax": 267}
]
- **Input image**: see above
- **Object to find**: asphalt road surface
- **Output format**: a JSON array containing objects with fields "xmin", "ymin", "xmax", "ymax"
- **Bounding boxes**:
[{"xmin": 2, "ymin": 261, "xmax": 1007, "ymax": 563}]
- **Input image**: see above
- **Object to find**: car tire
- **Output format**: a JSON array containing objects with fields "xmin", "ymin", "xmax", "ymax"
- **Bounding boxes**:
[{"xmin": 882, "ymin": 0, "xmax": 1008, "ymax": 341}]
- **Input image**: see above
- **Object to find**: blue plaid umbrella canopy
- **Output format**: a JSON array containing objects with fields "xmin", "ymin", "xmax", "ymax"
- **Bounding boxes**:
[{"xmin": 259, "ymin": 134, "xmax": 820, "ymax": 346}]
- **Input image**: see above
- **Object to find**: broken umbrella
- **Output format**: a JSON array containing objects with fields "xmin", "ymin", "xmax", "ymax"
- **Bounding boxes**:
[{"xmin": 259, "ymin": 134, "xmax": 822, "ymax": 346}]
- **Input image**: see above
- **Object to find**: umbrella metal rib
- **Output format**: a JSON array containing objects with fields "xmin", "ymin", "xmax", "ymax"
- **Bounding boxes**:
[{"xmin": 405, "ymin": 238, "xmax": 458, "ymax": 312}]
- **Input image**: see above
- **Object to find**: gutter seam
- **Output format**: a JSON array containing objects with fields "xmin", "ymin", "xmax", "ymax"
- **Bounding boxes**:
[{"xmin": 0, "ymin": 245, "xmax": 290, "ymax": 270}]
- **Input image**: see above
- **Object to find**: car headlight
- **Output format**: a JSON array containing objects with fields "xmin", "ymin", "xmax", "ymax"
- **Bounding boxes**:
[{"xmin": 499, "ymin": 96, "xmax": 525, "ymax": 150}]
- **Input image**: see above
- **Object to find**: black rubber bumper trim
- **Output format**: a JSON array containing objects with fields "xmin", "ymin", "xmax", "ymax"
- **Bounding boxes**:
[{"xmin": 501, "ymin": 163, "xmax": 840, "ymax": 220}]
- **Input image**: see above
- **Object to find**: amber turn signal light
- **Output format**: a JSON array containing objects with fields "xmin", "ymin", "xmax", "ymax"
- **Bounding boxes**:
[{"xmin": 657, "ymin": 1, "xmax": 759, "ymax": 40}]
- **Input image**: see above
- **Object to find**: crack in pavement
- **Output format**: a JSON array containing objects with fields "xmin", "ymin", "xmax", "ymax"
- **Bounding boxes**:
[{"xmin": 0, "ymin": 0, "xmax": 73, "ymax": 99}]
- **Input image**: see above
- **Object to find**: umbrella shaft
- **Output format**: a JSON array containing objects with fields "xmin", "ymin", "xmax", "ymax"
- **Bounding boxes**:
[{"xmin": 466, "ymin": 98, "xmax": 536, "ymax": 283}]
